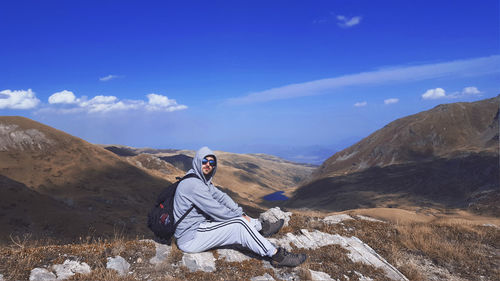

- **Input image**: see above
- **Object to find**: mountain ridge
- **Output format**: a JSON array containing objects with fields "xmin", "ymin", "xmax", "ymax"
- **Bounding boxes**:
[
  {"xmin": 312, "ymin": 96, "xmax": 499, "ymax": 180},
  {"xmin": 286, "ymin": 96, "xmax": 499, "ymax": 214}
]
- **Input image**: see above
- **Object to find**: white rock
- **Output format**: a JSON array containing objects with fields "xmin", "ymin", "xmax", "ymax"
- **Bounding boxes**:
[
  {"xmin": 149, "ymin": 242, "xmax": 172, "ymax": 265},
  {"xmin": 356, "ymin": 215, "xmax": 384, "ymax": 223},
  {"xmin": 106, "ymin": 256, "xmax": 130, "ymax": 276},
  {"xmin": 269, "ymin": 229, "xmax": 408, "ymax": 281},
  {"xmin": 482, "ymin": 223, "xmax": 499, "ymax": 229},
  {"xmin": 182, "ymin": 252, "xmax": 216, "ymax": 272},
  {"xmin": 323, "ymin": 214, "xmax": 353, "ymax": 224},
  {"xmin": 260, "ymin": 207, "xmax": 293, "ymax": 226},
  {"xmin": 51, "ymin": 260, "xmax": 91, "ymax": 280},
  {"xmin": 29, "ymin": 268, "xmax": 57, "ymax": 281},
  {"xmin": 0, "ymin": 273, "xmax": 3, "ymax": 281},
  {"xmin": 217, "ymin": 248, "xmax": 251, "ymax": 262},
  {"xmin": 309, "ymin": 269, "xmax": 335, "ymax": 280},
  {"xmin": 0, "ymin": 124, "xmax": 54, "ymax": 151},
  {"xmin": 250, "ymin": 273, "xmax": 275, "ymax": 281},
  {"xmin": 355, "ymin": 270, "xmax": 374, "ymax": 281}
]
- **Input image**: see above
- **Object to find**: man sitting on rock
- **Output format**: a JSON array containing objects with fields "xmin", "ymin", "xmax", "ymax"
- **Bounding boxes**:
[{"xmin": 173, "ymin": 146, "xmax": 307, "ymax": 267}]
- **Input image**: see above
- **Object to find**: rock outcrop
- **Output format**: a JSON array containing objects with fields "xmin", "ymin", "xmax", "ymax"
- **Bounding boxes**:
[
  {"xmin": 19, "ymin": 209, "xmax": 408, "ymax": 281},
  {"xmin": 29, "ymin": 260, "xmax": 91, "ymax": 281},
  {"xmin": 106, "ymin": 256, "xmax": 130, "ymax": 276}
]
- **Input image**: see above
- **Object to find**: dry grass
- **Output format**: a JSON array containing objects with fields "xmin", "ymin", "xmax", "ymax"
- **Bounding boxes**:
[
  {"xmin": 0, "ymin": 235, "xmax": 155, "ymax": 281},
  {"xmin": 0, "ymin": 210, "xmax": 498, "ymax": 281},
  {"xmin": 281, "ymin": 209, "xmax": 499, "ymax": 281},
  {"xmin": 299, "ymin": 245, "xmax": 388, "ymax": 281}
]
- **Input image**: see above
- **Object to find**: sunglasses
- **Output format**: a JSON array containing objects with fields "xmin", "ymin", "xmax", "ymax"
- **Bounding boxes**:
[{"xmin": 202, "ymin": 158, "xmax": 216, "ymax": 167}]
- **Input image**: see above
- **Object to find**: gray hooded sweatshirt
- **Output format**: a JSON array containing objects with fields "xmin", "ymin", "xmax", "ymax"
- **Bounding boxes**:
[{"xmin": 173, "ymin": 146, "xmax": 243, "ymax": 245}]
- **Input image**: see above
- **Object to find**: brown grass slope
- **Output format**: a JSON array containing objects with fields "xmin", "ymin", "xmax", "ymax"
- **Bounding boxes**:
[
  {"xmin": 0, "ymin": 116, "xmax": 171, "ymax": 244},
  {"xmin": 287, "ymin": 96, "xmax": 500, "ymax": 214},
  {"xmin": 313, "ymin": 95, "xmax": 499, "ymax": 179}
]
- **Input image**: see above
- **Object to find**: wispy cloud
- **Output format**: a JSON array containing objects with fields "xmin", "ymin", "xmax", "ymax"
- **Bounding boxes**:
[
  {"xmin": 354, "ymin": 101, "xmax": 367, "ymax": 107},
  {"xmin": 384, "ymin": 98, "xmax": 399, "ymax": 105},
  {"xmin": 226, "ymin": 55, "xmax": 500, "ymax": 105},
  {"xmin": 99, "ymin": 74, "xmax": 120, "ymax": 82},
  {"xmin": 45, "ymin": 91, "xmax": 187, "ymax": 114},
  {"xmin": 0, "ymin": 89, "xmax": 40, "ymax": 109},
  {"xmin": 421, "ymin": 86, "xmax": 482, "ymax": 100},
  {"xmin": 337, "ymin": 15, "xmax": 362, "ymax": 28}
]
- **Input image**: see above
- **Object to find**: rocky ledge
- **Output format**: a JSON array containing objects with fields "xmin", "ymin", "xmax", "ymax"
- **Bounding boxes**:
[{"xmin": 25, "ymin": 208, "xmax": 408, "ymax": 281}]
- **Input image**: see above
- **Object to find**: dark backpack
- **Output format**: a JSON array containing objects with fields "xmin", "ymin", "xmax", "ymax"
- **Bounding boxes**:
[{"xmin": 147, "ymin": 173, "xmax": 199, "ymax": 245}]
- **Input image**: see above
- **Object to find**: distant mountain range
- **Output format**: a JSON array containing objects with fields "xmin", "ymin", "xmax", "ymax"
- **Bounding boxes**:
[
  {"xmin": 101, "ymin": 146, "xmax": 315, "ymax": 204},
  {"xmin": 222, "ymin": 144, "xmax": 338, "ymax": 165},
  {"xmin": 286, "ymin": 95, "xmax": 499, "ymax": 215}
]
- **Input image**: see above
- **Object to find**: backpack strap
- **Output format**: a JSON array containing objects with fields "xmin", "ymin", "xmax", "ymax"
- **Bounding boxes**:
[
  {"xmin": 173, "ymin": 173, "xmax": 200, "ymax": 228},
  {"xmin": 174, "ymin": 205, "xmax": 195, "ymax": 228}
]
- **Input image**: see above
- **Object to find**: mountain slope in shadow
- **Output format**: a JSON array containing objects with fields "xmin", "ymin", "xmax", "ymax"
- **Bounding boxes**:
[
  {"xmin": 0, "ymin": 116, "xmax": 171, "ymax": 244},
  {"xmin": 287, "ymin": 96, "xmax": 500, "ymax": 215}
]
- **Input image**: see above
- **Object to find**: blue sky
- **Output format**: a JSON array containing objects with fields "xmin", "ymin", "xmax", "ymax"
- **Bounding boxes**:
[{"xmin": 1, "ymin": 0, "xmax": 499, "ymax": 163}]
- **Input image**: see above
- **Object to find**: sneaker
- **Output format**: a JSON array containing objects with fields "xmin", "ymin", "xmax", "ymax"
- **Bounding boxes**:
[
  {"xmin": 271, "ymin": 247, "xmax": 307, "ymax": 267},
  {"xmin": 260, "ymin": 219, "xmax": 284, "ymax": 237}
]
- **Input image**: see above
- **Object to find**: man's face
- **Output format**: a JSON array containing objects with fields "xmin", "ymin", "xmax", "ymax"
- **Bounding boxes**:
[{"xmin": 202, "ymin": 156, "xmax": 216, "ymax": 175}]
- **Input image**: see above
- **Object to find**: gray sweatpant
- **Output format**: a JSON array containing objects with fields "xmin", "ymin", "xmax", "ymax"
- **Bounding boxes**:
[{"xmin": 177, "ymin": 217, "xmax": 277, "ymax": 257}]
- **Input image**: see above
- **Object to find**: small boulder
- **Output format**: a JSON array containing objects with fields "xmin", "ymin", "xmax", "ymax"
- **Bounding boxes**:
[
  {"xmin": 260, "ymin": 207, "xmax": 292, "ymax": 226},
  {"xmin": 106, "ymin": 256, "xmax": 130, "ymax": 276},
  {"xmin": 182, "ymin": 252, "xmax": 216, "ymax": 272},
  {"xmin": 29, "ymin": 268, "xmax": 56, "ymax": 281},
  {"xmin": 149, "ymin": 242, "xmax": 172, "ymax": 265},
  {"xmin": 52, "ymin": 260, "xmax": 91, "ymax": 280}
]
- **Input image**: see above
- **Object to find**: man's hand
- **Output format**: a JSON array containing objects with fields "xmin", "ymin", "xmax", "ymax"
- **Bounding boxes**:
[{"xmin": 242, "ymin": 215, "xmax": 251, "ymax": 222}]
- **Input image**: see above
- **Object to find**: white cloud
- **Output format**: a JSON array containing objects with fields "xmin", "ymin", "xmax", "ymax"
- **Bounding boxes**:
[
  {"xmin": 462, "ymin": 86, "xmax": 481, "ymax": 96},
  {"xmin": 422, "ymin": 88, "xmax": 446, "ymax": 100},
  {"xmin": 226, "ymin": 55, "xmax": 500, "ymax": 105},
  {"xmin": 45, "ymin": 92, "xmax": 187, "ymax": 114},
  {"xmin": 48, "ymin": 90, "xmax": 79, "ymax": 104},
  {"xmin": 0, "ymin": 89, "xmax": 40, "ymax": 109},
  {"xmin": 354, "ymin": 101, "xmax": 367, "ymax": 107},
  {"xmin": 99, "ymin": 75, "xmax": 119, "ymax": 82},
  {"xmin": 337, "ymin": 15, "xmax": 362, "ymax": 28},
  {"xmin": 384, "ymin": 98, "xmax": 399, "ymax": 105},
  {"xmin": 146, "ymin": 93, "xmax": 187, "ymax": 112},
  {"xmin": 422, "ymin": 86, "xmax": 481, "ymax": 100}
]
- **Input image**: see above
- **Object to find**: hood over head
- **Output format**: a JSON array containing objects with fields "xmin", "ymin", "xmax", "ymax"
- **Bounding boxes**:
[{"xmin": 191, "ymin": 146, "xmax": 217, "ymax": 184}]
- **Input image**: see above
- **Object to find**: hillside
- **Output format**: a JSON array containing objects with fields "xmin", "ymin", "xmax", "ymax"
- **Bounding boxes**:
[
  {"xmin": 103, "ymin": 146, "xmax": 316, "ymax": 205},
  {"xmin": 286, "ymin": 96, "xmax": 500, "ymax": 214},
  {"xmin": 0, "ymin": 116, "xmax": 171, "ymax": 244},
  {"xmin": 313, "ymin": 95, "xmax": 499, "ymax": 179}
]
